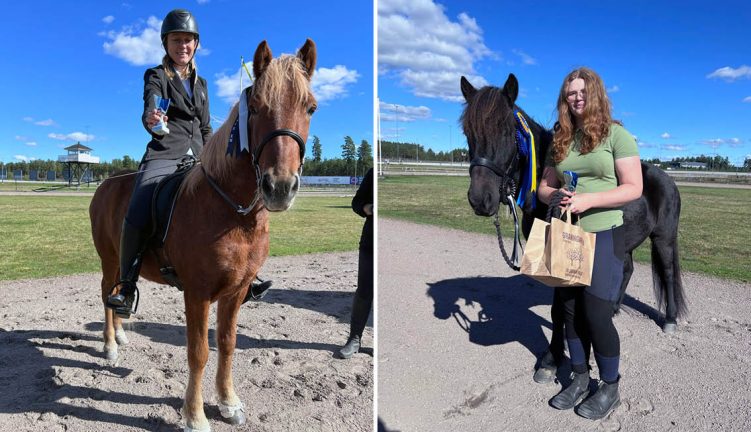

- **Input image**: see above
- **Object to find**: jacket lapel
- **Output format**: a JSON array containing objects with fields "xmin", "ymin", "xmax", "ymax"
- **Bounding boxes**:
[{"xmin": 168, "ymin": 71, "xmax": 195, "ymax": 108}]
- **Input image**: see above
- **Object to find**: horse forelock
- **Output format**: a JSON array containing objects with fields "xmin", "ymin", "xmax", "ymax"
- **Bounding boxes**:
[
  {"xmin": 253, "ymin": 55, "xmax": 314, "ymax": 110},
  {"xmin": 461, "ymin": 86, "xmax": 515, "ymax": 160}
]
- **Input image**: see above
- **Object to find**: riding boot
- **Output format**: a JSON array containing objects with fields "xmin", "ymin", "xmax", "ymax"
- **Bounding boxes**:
[
  {"xmin": 550, "ymin": 371, "xmax": 590, "ymax": 410},
  {"xmin": 242, "ymin": 276, "xmax": 273, "ymax": 303},
  {"xmin": 337, "ymin": 293, "xmax": 371, "ymax": 359},
  {"xmin": 106, "ymin": 219, "xmax": 149, "ymax": 318},
  {"xmin": 576, "ymin": 376, "xmax": 621, "ymax": 420},
  {"xmin": 533, "ymin": 350, "xmax": 558, "ymax": 384}
]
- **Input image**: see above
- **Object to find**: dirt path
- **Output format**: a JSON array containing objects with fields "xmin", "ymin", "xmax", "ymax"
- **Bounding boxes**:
[
  {"xmin": 0, "ymin": 252, "xmax": 373, "ymax": 432},
  {"xmin": 377, "ymin": 218, "xmax": 751, "ymax": 432}
]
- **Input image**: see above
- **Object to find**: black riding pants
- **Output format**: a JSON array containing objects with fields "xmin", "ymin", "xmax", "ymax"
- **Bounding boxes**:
[
  {"xmin": 559, "ymin": 225, "xmax": 625, "ymax": 382},
  {"xmin": 125, "ymin": 158, "xmax": 182, "ymax": 229},
  {"xmin": 350, "ymin": 243, "xmax": 374, "ymax": 339}
]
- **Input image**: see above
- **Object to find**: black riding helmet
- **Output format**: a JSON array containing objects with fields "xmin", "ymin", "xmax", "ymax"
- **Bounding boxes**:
[{"xmin": 160, "ymin": 9, "xmax": 200, "ymax": 47}]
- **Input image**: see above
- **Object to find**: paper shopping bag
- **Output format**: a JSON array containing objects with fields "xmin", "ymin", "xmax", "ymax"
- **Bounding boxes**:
[{"xmin": 548, "ymin": 209, "xmax": 596, "ymax": 286}]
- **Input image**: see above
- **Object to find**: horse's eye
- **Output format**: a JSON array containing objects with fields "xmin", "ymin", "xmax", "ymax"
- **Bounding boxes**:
[{"xmin": 307, "ymin": 105, "xmax": 317, "ymax": 116}]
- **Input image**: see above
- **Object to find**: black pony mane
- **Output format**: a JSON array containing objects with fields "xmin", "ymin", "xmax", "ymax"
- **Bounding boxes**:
[{"xmin": 460, "ymin": 85, "xmax": 552, "ymax": 161}]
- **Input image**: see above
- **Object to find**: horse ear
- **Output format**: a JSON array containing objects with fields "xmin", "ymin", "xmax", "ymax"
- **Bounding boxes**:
[
  {"xmin": 253, "ymin": 40, "xmax": 273, "ymax": 80},
  {"xmin": 297, "ymin": 38, "xmax": 317, "ymax": 80},
  {"xmin": 460, "ymin": 76, "xmax": 477, "ymax": 101},
  {"xmin": 503, "ymin": 73, "xmax": 519, "ymax": 104}
]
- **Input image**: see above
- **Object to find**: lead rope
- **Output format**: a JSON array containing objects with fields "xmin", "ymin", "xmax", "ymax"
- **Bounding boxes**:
[{"xmin": 492, "ymin": 194, "xmax": 523, "ymax": 271}]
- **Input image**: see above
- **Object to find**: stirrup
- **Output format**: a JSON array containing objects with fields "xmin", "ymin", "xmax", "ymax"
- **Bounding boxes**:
[
  {"xmin": 106, "ymin": 281, "xmax": 140, "ymax": 317},
  {"xmin": 243, "ymin": 278, "xmax": 273, "ymax": 304}
]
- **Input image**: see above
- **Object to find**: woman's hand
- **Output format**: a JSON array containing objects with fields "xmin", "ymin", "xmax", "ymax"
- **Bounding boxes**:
[
  {"xmin": 561, "ymin": 191, "xmax": 595, "ymax": 214},
  {"xmin": 363, "ymin": 204, "xmax": 373, "ymax": 216},
  {"xmin": 146, "ymin": 108, "xmax": 168, "ymax": 129}
]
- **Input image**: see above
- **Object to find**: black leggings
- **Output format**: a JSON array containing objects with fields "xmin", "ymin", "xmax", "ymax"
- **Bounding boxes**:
[
  {"xmin": 125, "ymin": 158, "xmax": 182, "ymax": 229},
  {"xmin": 559, "ymin": 225, "xmax": 625, "ymax": 381}
]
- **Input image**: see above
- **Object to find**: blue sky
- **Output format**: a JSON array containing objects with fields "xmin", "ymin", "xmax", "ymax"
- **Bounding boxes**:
[
  {"xmin": 0, "ymin": 0, "xmax": 373, "ymax": 164},
  {"xmin": 378, "ymin": 0, "xmax": 751, "ymax": 166}
]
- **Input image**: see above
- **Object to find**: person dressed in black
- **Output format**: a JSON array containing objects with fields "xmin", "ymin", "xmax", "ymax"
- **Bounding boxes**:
[
  {"xmin": 338, "ymin": 168, "xmax": 374, "ymax": 358},
  {"xmin": 106, "ymin": 9, "xmax": 271, "ymax": 318}
]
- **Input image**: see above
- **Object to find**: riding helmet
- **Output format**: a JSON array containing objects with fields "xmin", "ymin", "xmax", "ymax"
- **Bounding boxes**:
[{"xmin": 161, "ymin": 9, "xmax": 200, "ymax": 45}]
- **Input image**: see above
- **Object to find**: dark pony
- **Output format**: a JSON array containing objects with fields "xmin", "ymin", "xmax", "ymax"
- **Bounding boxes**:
[
  {"xmin": 90, "ymin": 39, "xmax": 317, "ymax": 431},
  {"xmin": 459, "ymin": 74, "xmax": 687, "ymax": 336}
]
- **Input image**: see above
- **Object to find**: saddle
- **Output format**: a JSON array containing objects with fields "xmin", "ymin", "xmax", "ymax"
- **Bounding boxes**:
[{"xmin": 147, "ymin": 156, "xmax": 197, "ymax": 290}]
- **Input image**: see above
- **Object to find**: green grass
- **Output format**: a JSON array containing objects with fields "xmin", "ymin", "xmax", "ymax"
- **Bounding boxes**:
[
  {"xmin": 0, "ymin": 181, "xmax": 98, "ymax": 192},
  {"xmin": 0, "ymin": 195, "xmax": 361, "ymax": 281},
  {"xmin": 379, "ymin": 175, "xmax": 751, "ymax": 283}
]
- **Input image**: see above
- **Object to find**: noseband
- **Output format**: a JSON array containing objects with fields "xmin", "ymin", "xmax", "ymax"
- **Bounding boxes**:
[
  {"xmin": 469, "ymin": 153, "xmax": 519, "ymax": 204},
  {"xmin": 254, "ymin": 128, "xmax": 306, "ymax": 175}
]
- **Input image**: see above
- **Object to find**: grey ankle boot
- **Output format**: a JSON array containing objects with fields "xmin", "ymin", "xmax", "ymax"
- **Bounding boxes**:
[
  {"xmin": 337, "ymin": 335, "xmax": 361, "ymax": 359},
  {"xmin": 550, "ymin": 371, "xmax": 590, "ymax": 410},
  {"xmin": 576, "ymin": 376, "xmax": 620, "ymax": 419},
  {"xmin": 533, "ymin": 350, "xmax": 558, "ymax": 384}
]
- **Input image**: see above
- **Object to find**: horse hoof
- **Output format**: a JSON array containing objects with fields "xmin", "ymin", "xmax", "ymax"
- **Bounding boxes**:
[
  {"xmin": 219, "ymin": 401, "xmax": 246, "ymax": 425},
  {"xmin": 115, "ymin": 329, "xmax": 129, "ymax": 345},
  {"xmin": 662, "ymin": 322, "xmax": 677, "ymax": 334},
  {"xmin": 104, "ymin": 346, "xmax": 118, "ymax": 362},
  {"xmin": 184, "ymin": 425, "xmax": 211, "ymax": 432}
]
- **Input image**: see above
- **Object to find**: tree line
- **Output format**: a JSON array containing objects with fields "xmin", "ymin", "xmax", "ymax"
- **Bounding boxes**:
[
  {"xmin": 0, "ymin": 136, "xmax": 374, "ymax": 180},
  {"xmin": 379, "ymin": 140, "xmax": 469, "ymax": 163}
]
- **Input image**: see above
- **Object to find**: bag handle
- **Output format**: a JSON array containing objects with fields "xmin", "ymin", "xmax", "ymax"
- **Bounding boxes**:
[{"xmin": 560, "ymin": 206, "xmax": 580, "ymax": 226}]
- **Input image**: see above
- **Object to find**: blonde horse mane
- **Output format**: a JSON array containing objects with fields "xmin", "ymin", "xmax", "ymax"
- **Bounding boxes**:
[{"xmin": 182, "ymin": 54, "xmax": 313, "ymax": 196}]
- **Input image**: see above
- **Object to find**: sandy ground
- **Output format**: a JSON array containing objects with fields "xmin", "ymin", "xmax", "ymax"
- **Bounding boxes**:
[
  {"xmin": 0, "ymin": 252, "xmax": 373, "ymax": 432},
  {"xmin": 377, "ymin": 218, "xmax": 751, "ymax": 432}
]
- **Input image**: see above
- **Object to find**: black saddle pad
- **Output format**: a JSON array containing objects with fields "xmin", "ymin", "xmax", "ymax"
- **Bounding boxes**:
[{"xmin": 151, "ymin": 160, "xmax": 196, "ymax": 246}]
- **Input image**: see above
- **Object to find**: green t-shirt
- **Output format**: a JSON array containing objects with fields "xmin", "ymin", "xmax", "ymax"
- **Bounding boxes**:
[{"xmin": 545, "ymin": 123, "xmax": 639, "ymax": 232}]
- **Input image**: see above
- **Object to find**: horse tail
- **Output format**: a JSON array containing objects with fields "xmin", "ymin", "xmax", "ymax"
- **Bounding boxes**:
[{"xmin": 650, "ymin": 238, "xmax": 688, "ymax": 320}]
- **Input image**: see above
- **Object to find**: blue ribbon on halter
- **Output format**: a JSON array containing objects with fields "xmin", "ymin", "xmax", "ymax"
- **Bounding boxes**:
[{"xmin": 513, "ymin": 109, "xmax": 537, "ymax": 209}]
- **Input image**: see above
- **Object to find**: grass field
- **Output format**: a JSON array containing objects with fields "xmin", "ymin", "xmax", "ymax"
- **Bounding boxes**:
[
  {"xmin": 379, "ymin": 175, "xmax": 751, "ymax": 283},
  {"xmin": 0, "ymin": 195, "xmax": 362, "ymax": 281}
]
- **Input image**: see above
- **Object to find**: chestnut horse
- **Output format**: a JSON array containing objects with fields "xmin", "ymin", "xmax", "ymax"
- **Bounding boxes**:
[{"xmin": 90, "ymin": 39, "xmax": 317, "ymax": 432}]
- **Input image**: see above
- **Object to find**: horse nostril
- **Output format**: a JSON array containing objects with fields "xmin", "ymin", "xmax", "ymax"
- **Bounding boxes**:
[
  {"xmin": 292, "ymin": 176, "xmax": 300, "ymax": 192},
  {"xmin": 262, "ymin": 174, "xmax": 274, "ymax": 196}
]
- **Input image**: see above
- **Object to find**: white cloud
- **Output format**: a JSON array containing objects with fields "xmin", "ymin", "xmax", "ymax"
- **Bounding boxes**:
[
  {"xmin": 701, "ymin": 138, "xmax": 724, "ymax": 149},
  {"xmin": 214, "ymin": 64, "xmax": 360, "ymax": 106},
  {"xmin": 661, "ymin": 132, "xmax": 671, "ymax": 139},
  {"xmin": 102, "ymin": 15, "xmax": 115, "ymax": 24},
  {"xmin": 607, "ymin": 85, "xmax": 620, "ymax": 93},
  {"xmin": 512, "ymin": 49, "xmax": 537, "ymax": 65},
  {"xmin": 197, "ymin": 0, "xmax": 210, "ymax": 4},
  {"xmin": 637, "ymin": 141, "xmax": 656, "ymax": 148},
  {"xmin": 728, "ymin": 138, "xmax": 742, "ymax": 146},
  {"xmin": 14, "ymin": 155, "xmax": 34, "ymax": 162},
  {"xmin": 707, "ymin": 65, "xmax": 751, "ymax": 82},
  {"xmin": 15, "ymin": 135, "xmax": 28, "ymax": 141},
  {"xmin": 743, "ymin": 96, "xmax": 751, "ymax": 103},
  {"xmin": 48, "ymin": 132, "xmax": 95, "ymax": 142},
  {"xmin": 22, "ymin": 116, "xmax": 33, "ymax": 122},
  {"xmin": 214, "ymin": 68, "xmax": 246, "ymax": 105},
  {"xmin": 663, "ymin": 145, "xmax": 686, "ymax": 151},
  {"xmin": 378, "ymin": 0, "xmax": 492, "ymax": 101},
  {"xmin": 35, "ymin": 119, "xmax": 56, "ymax": 126},
  {"xmin": 312, "ymin": 65, "xmax": 359, "ymax": 103},
  {"xmin": 25, "ymin": 142, "xmax": 37, "ymax": 147},
  {"xmin": 379, "ymin": 102, "xmax": 431, "ymax": 122},
  {"xmin": 102, "ymin": 16, "xmax": 165, "ymax": 66}
]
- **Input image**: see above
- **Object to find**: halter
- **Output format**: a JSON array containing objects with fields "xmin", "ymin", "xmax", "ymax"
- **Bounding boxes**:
[
  {"xmin": 205, "ymin": 86, "xmax": 307, "ymax": 216},
  {"xmin": 468, "ymin": 108, "xmax": 538, "ymax": 270}
]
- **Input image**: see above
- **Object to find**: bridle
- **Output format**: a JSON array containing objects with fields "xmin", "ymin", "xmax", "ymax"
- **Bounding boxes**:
[
  {"xmin": 203, "ymin": 86, "xmax": 307, "ymax": 216},
  {"xmin": 468, "ymin": 151, "xmax": 519, "ymax": 206}
]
